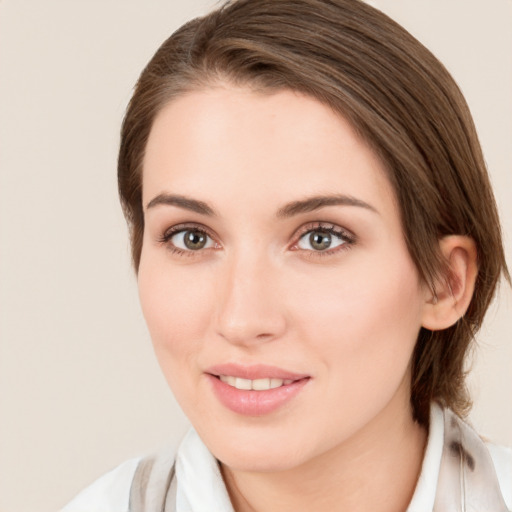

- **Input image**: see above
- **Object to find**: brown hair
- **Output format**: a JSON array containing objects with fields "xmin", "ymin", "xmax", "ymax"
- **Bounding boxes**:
[{"xmin": 118, "ymin": 0, "xmax": 508, "ymax": 425}]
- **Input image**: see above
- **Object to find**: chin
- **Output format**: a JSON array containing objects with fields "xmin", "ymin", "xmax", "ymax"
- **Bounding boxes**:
[
  {"xmin": 197, "ymin": 422, "xmax": 318, "ymax": 473},
  {"xmin": 220, "ymin": 447, "xmax": 308, "ymax": 474}
]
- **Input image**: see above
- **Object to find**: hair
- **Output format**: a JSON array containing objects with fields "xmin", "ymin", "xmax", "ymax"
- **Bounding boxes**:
[{"xmin": 118, "ymin": 0, "xmax": 508, "ymax": 425}]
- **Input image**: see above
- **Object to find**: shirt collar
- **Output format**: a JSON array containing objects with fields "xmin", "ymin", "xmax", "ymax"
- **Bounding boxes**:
[
  {"xmin": 175, "ymin": 428, "xmax": 234, "ymax": 512},
  {"xmin": 407, "ymin": 402, "xmax": 444, "ymax": 512}
]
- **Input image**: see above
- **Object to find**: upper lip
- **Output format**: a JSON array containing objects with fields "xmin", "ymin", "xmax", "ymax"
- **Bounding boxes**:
[{"xmin": 205, "ymin": 363, "xmax": 309, "ymax": 381}]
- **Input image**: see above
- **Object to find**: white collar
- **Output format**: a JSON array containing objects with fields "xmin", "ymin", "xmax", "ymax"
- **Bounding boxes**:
[
  {"xmin": 406, "ymin": 403, "xmax": 444, "ymax": 511},
  {"xmin": 175, "ymin": 428, "xmax": 234, "ymax": 512}
]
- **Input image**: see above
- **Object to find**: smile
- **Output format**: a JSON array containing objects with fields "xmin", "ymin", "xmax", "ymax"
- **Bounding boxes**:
[
  {"xmin": 206, "ymin": 365, "xmax": 310, "ymax": 415},
  {"xmin": 218, "ymin": 375, "xmax": 295, "ymax": 390}
]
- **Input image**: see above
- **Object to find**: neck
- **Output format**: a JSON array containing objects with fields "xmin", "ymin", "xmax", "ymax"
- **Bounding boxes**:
[{"xmin": 221, "ymin": 384, "xmax": 427, "ymax": 512}]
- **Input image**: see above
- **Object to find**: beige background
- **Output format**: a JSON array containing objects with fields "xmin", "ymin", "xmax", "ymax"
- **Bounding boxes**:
[{"xmin": 0, "ymin": 1, "xmax": 510, "ymax": 511}]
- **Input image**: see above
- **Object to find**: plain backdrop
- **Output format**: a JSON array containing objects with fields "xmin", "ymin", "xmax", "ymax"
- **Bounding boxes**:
[{"xmin": 0, "ymin": 1, "xmax": 510, "ymax": 511}]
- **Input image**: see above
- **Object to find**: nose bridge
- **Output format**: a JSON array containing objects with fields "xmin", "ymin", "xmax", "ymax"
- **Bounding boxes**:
[{"xmin": 214, "ymin": 248, "xmax": 285, "ymax": 345}]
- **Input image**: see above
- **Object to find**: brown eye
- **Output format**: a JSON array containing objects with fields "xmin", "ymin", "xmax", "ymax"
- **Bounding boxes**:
[
  {"xmin": 169, "ymin": 228, "xmax": 214, "ymax": 251},
  {"xmin": 183, "ymin": 230, "xmax": 208, "ymax": 250},
  {"xmin": 297, "ymin": 228, "xmax": 347, "ymax": 252},
  {"xmin": 309, "ymin": 231, "xmax": 332, "ymax": 251}
]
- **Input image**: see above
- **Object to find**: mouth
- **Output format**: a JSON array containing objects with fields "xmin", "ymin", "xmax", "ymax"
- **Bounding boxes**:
[
  {"xmin": 205, "ymin": 364, "xmax": 310, "ymax": 416},
  {"xmin": 217, "ymin": 375, "xmax": 296, "ymax": 391}
]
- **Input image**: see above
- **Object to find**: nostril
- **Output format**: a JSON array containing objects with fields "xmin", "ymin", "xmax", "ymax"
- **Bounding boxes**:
[{"xmin": 256, "ymin": 332, "xmax": 274, "ymax": 339}]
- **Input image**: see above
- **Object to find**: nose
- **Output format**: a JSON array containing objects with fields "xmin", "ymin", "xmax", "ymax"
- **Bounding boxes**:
[{"xmin": 213, "ymin": 253, "xmax": 287, "ymax": 346}]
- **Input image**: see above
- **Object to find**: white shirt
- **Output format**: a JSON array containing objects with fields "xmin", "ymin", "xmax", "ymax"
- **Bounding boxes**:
[{"xmin": 61, "ymin": 405, "xmax": 512, "ymax": 512}]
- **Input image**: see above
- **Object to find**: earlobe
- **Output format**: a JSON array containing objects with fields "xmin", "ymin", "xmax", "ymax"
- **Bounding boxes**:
[{"xmin": 421, "ymin": 236, "xmax": 478, "ymax": 331}]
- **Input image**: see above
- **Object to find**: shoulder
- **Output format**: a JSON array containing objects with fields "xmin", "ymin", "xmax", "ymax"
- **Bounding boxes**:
[
  {"xmin": 60, "ymin": 444, "xmax": 179, "ymax": 512},
  {"xmin": 486, "ymin": 441, "xmax": 512, "ymax": 511},
  {"xmin": 60, "ymin": 457, "xmax": 141, "ymax": 512},
  {"xmin": 444, "ymin": 409, "xmax": 512, "ymax": 510}
]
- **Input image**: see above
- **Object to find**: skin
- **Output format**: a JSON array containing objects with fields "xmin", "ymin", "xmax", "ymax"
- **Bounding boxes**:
[{"xmin": 138, "ymin": 85, "xmax": 452, "ymax": 512}]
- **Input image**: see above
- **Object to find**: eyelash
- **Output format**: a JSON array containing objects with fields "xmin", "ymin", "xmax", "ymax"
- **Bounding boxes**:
[
  {"xmin": 157, "ymin": 221, "xmax": 356, "ymax": 257},
  {"xmin": 157, "ymin": 223, "xmax": 219, "ymax": 257},
  {"xmin": 291, "ymin": 222, "xmax": 356, "ymax": 257}
]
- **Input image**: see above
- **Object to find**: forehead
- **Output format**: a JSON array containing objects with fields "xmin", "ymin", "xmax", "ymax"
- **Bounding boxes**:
[{"xmin": 142, "ymin": 85, "xmax": 396, "ymax": 215}]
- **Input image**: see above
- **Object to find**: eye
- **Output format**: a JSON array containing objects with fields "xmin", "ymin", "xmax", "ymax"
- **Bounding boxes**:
[
  {"xmin": 298, "ymin": 230, "xmax": 344, "ymax": 251},
  {"xmin": 165, "ymin": 228, "xmax": 215, "ymax": 251},
  {"xmin": 296, "ymin": 225, "xmax": 353, "ymax": 252}
]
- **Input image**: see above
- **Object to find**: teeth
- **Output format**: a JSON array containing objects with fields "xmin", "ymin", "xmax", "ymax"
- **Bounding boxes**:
[
  {"xmin": 219, "ymin": 375, "xmax": 237, "ymax": 387},
  {"xmin": 253, "ymin": 378, "xmax": 272, "ymax": 390},
  {"xmin": 219, "ymin": 375, "xmax": 293, "ymax": 390},
  {"xmin": 270, "ymin": 378, "xmax": 284, "ymax": 389},
  {"xmin": 235, "ymin": 377, "xmax": 252, "ymax": 390}
]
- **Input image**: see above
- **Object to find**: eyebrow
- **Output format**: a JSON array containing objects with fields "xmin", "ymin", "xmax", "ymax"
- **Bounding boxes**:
[
  {"xmin": 145, "ymin": 192, "xmax": 378, "ymax": 218},
  {"xmin": 276, "ymin": 194, "xmax": 378, "ymax": 218},
  {"xmin": 146, "ymin": 193, "xmax": 216, "ymax": 216}
]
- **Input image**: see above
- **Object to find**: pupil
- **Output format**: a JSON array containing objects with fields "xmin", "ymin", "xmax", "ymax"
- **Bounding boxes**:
[
  {"xmin": 184, "ymin": 230, "xmax": 206, "ymax": 250},
  {"xmin": 310, "ymin": 231, "xmax": 331, "ymax": 250}
]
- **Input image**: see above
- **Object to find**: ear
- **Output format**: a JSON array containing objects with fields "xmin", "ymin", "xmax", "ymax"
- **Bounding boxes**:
[{"xmin": 421, "ymin": 235, "xmax": 478, "ymax": 331}]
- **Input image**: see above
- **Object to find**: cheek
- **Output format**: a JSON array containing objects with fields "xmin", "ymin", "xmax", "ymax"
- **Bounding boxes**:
[
  {"xmin": 289, "ymin": 252, "xmax": 424, "ymax": 371},
  {"xmin": 137, "ymin": 254, "xmax": 214, "ymax": 372},
  {"xmin": 137, "ymin": 257, "xmax": 220, "ymax": 422},
  {"xmin": 284, "ymin": 254, "xmax": 424, "ymax": 436}
]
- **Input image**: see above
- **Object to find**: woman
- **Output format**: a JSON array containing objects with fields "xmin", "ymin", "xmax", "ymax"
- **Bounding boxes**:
[{"xmin": 63, "ymin": 0, "xmax": 511, "ymax": 510}]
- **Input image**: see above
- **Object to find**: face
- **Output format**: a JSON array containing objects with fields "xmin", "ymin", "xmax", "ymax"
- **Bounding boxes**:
[{"xmin": 138, "ymin": 85, "xmax": 429, "ymax": 472}]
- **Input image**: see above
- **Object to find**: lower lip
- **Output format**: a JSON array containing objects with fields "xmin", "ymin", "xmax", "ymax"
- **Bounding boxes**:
[{"xmin": 207, "ymin": 374, "xmax": 310, "ymax": 416}]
